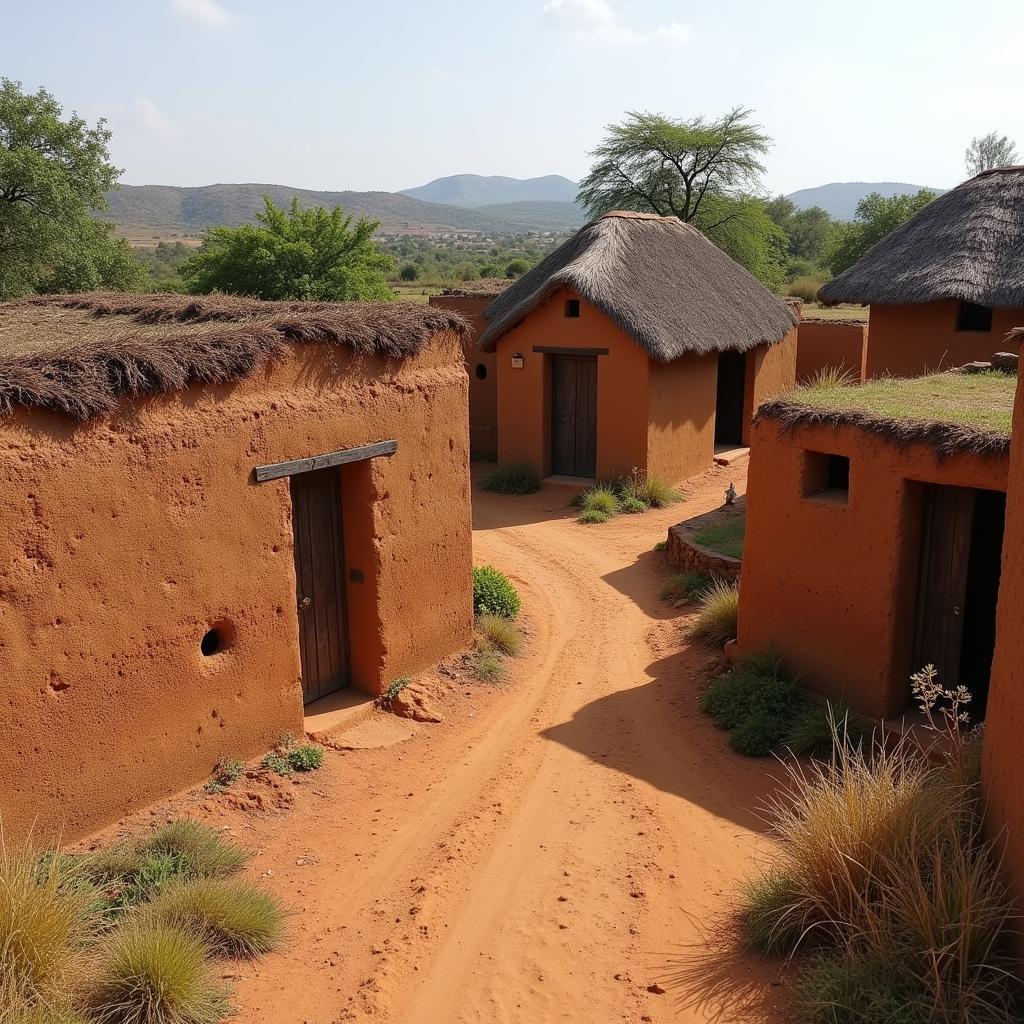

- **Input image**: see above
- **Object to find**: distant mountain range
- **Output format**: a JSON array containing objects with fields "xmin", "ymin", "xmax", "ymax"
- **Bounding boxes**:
[
  {"xmin": 785, "ymin": 181, "xmax": 944, "ymax": 220},
  {"xmin": 400, "ymin": 174, "xmax": 578, "ymax": 207}
]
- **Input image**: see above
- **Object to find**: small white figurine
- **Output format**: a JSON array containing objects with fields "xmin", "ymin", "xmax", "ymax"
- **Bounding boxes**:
[{"xmin": 725, "ymin": 482, "xmax": 737, "ymax": 506}]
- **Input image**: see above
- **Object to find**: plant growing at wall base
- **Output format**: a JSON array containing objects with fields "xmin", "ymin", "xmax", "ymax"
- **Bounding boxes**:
[
  {"xmin": 578, "ymin": 485, "xmax": 619, "ymax": 519},
  {"xmin": 661, "ymin": 571, "xmax": 712, "ymax": 602},
  {"xmin": 205, "ymin": 759, "xmax": 245, "ymax": 794},
  {"xmin": 480, "ymin": 463, "xmax": 540, "ymax": 495},
  {"xmin": 286, "ymin": 743, "xmax": 324, "ymax": 773},
  {"xmin": 378, "ymin": 677, "xmax": 411, "ymax": 710},
  {"xmin": 685, "ymin": 579, "xmax": 740, "ymax": 646},
  {"xmin": 472, "ymin": 565, "xmax": 521, "ymax": 618},
  {"xmin": 578, "ymin": 508, "xmax": 611, "ymax": 525},
  {"xmin": 477, "ymin": 614, "xmax": 523, "ymax": 656}
]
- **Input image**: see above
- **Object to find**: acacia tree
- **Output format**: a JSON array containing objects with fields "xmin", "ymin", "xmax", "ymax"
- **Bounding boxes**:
[
  {"xmin": 965, "ymin": 132, "xmax": 1018, "ymax": 177},
  {"xmin": 181, "ymin": 196, "xmax": 396, "ymax": 301},
  {"xmin": 825, "ymin": 190, "xmax": 937, "ymax": 275},
  {"xmin": 0, "ymin": 78, "xmax": 142, "ymax": 298},
  {"xmin": 576, "ymin": 108, "xmax": 784, "ymax": 286}
]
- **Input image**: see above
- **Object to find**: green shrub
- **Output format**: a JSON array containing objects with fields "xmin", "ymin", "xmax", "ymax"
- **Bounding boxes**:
[
  {"xmin": 787, "ymin": 275, "xmax": 828, "ymax": 303},
  {"xmin": 472, "ymin": 565, "xmax": 521, "ymax": 618},
  {"xmin": 473, "ymin": 650, "xmax": 503, "ymax": 682},
  {"xmin": 140, "ymin": 822, "xmax": 248, "ymax": 881},
  {"xmin": 653, "ymin": 540, "xmax": 668, "ymax": 552},
  {"xmin": 660, "ymin": 571, "xmax": 711, "ymax": 601},
  {"xmin": 480, "ymin": 463, "xmax": 540, "ymax": 495},
  {"xmin": 579, "ymin": 485, "xmax": 619, "ymax": 517},
  {"xmin": 88, "ymin": 922, "xmax": 228, "ymax": 1024},
  {"xmin": 379, "ymin": 677, "xmax": 411, "ymax": 709},
  {"xmin": 685, "ymin": 578, "xmax": 739, "ymax": 646},
  {"xmin": 478, "ymin": 614, "xmax": 523, "ymax": 656},
  {"xmin": 578, "ymin": 508, "xmax": 610, "ymax": 525},
  {"xmin": 206, "ymin": 759, "xmax": 244, "ymax": 793},
  {"xmin": 287, "ymin": 744, "xmax": 324, "ymax": 772},
  {"xmin": 260, "ymin": 752, "xmax": 292, "ymax": 777},
  {"xmin": 145, "ymin": 879, "xmax": 284, "ymax": 958},
  {"xmin": 629, "ymin": 474, "xmax": 681, "ymax": 508},
  {"xmin": 619, "ymin": 495, "xmax": 647, "ymax": 514}
]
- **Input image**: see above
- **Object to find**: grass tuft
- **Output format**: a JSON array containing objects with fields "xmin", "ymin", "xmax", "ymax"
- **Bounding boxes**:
[
  {"xmin": 286, "ymin": 744, "xmax": 324, "ymax": 773},
  {"xmin": 626, "ymin": 474, "xmax": 682, "ymax": 508},
  {"xmin": 480, "ymin": 463, "xmax": 540, "ymax": 495},
  {"xmin": 472, "ymin": 649, "xmax": 503, "ymax": 683},
  {"xmin": 660, "ymin": 571, "xmax": 711, "ymax": 602},
  {"xmin": 684, "ymin": 579, "xmax": 739, "ymax": 646},
  {"xmin": 144, "ymin": 880, "xmax": 283, "ymax": 958},
  {"xmin": 783, "ymin": 702, "xmax": 870, "ymax": 758},
  {"xmin": 478, "ymin": 614, "xmax": 523, "ymax": 656},
  {"xmin": 578, "ymin": 508, "xmax": 611, "ymax": 525},
  {"xmin": 578, "ymin": 485, "xmax": 619, "ymax": 518},
  {"xmin": 653, "ymin": 540, "xmax": 668, "ymax": 552},
  {"xmin": 694, "ymin": 513, "xmax": 745, "ymax": 559}
]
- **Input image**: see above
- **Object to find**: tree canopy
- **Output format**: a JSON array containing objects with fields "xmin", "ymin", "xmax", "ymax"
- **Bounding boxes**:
[
  {"xmin": 824, "ymin": 190, "xmax": 937, "ymax": 276},
  {"xmin": 0, "ymin": 78, "xmax": 142, "ymax": 299},
  {"xmin": 965, "ymin": 132, "xmax": 1018, "ymax": 177},
  {"xmin": 576, "ymin": 108, "xmax": 784, "ymax": 286},
  {"xmin": 181, "ymin": 197, "xmax": 396, "ymax": 301}
]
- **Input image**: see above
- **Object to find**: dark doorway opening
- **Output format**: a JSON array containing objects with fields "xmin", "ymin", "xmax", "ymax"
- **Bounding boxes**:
[
  {"xmin": 715, "ymin": 350, "xmax": 747, "ymax": 446},
  {"xmin": 290, "ymin": 467, "xmax": 350, "ymax": 704},
  {"xmin": 913, "ymin": 485, "xmax": 1005, "ymax": 718},
  {"xmin": 550, "ymin": 354, "xmax": 598, "ymax": 478}
]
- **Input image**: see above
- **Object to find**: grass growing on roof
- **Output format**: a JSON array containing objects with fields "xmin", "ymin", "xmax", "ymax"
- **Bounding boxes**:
[
  {"xmin": 789, "ymin": 370, "xmax": 1015, "ymax": 436},
  {"xmin": 693, "ymin": 513, "xmax": 745, "ymax": 559}
]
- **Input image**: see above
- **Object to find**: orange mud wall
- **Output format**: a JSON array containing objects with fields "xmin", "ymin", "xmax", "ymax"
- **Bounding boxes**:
[
  {"xmin": 796, "ymin": 320, "xmax": 868, "ymax": 383},
  {"xmin": 866, "ymin": 302, "xmax": 1023, "ymax": 378},
  {"xmin": 0, "ymin": 337, "xmax": 472, "ymax": 840},
  {"xmin": 983, "ymin": 350, "xmax": 1024, "ymax": 951},
  {"xmin": 429, "ymin": 294, "xmax": 498, "ymax": 458},
  {"xmin": 738, "ymin": 416, "xmax": 1007, "ymax": 719},
  {"xmin": 743, "ymin": 329, "xmax": 798, "ymax": 445},
  {"xmin": 646, "ymin": 352, "xmax": 717, "ymax": 482}
]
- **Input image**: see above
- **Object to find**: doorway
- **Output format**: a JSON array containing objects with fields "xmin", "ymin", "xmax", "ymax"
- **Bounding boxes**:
[
  {"xmin": 715, "ymin": 350, "xmax": 747, "ymax": 446},
  {"xmin": 913, "ymin": 485, "xmax": 1005, "ymax": 717},
  {"xmin": 550, "ymin": 354, "xmax": 598, "ymax": 478},
  {"xmin": 290, "ymin": 467, "xmax": 350, "ymax": 704}
]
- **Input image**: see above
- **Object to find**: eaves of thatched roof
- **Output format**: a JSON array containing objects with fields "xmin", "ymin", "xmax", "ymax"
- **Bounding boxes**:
[
  {"xmin": 819, "ymin": 167, "xmax": 1024, "ymax": 308},
  {"xmin": 479, "ymin": 211, "xmax": 796, "ymax": 359}
]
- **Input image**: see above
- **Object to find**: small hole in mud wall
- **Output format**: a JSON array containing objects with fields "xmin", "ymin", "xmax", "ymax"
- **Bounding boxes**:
[
  {"xmin": 803, "ymin": 450, "xmax": 850, "ymax": 503},
  {"xmin": 201, "ymin": 629, "xmax": 222, "ymax": 656},
  {"xmin": 475, "ymin": 363, "xmax": 488, "ymax": 381},
  {"xmin": 564, "ymin": 298, "xmax": 581, "ymax": 318}
]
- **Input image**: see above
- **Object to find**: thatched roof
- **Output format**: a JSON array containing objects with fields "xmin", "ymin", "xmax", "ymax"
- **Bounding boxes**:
[
  {"xmin": 478, "ymin": 212, "xmax": 796, "ymax": 358},
  {"xmin": 0, "ymin": 293, "xmax": 468, "ymax": 421},
  {"xmin": 819, "ymin": 167, "xmax": 1024, "ymax": 307}
]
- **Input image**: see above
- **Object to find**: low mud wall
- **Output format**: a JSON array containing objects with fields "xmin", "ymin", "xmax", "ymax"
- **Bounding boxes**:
[
  {"xmin": 666, "ymin": 510, "xmax": 742, "ymax": 582},
  {"xmin": 796, "ymin": 319, "xmax": 867, "ymax": 383}
]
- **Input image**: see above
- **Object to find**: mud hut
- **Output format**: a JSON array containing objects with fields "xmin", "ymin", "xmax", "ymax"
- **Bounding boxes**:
[
  {"xmin": 737, "ymin": 371, "xmax": 1014, "ymax": 719},
  {"xmin": 819, "ymin": 167, "xmax": 1024, "ymax": 378},
  {"xmin": 0, "ymin": 293, "xmax": 473, "ymax": 838},
  {"xmin": 478, "ymin": 212, "xmax": 798, "ymax": 483}
]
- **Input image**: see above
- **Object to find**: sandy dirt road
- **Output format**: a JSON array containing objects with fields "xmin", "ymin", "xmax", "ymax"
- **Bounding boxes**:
[{"xmin": 117, "ymin": 461, "xmax": 788, "ymax": 1023}]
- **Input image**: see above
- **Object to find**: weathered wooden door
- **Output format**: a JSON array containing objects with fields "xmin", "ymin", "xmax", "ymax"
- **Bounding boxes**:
[
  {"xmin": 551, "ymin": 355, "xmax": 598, "ymax": 478},
  {"xmin": 715, "ymin": 350, "xmax": 747, "ymax": 446},
  {"xmin": 290, "ymin": 468, "xmax": 349, "ymax": 704},
  {"xmin": 914, "ymin": 485, "xmax": 974, "ymax": 687}
]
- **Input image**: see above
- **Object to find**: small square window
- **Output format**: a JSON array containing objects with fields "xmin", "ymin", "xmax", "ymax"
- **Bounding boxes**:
[
  {"xmin": 956, "ymin": 301, "xmax": 993, "ymax": 332},
  {"xmin": 564, "ymin": 298, "xmax": 581, "ymax": 318},
  {"xmin": 803, "ymin": 450, "xmax": 850, "ymax": 503}
]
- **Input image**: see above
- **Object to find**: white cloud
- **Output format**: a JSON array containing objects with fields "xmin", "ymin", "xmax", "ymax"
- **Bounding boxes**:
[
  {"xmin": 543, "ymin": 0, "xmax": 690, "ymax": 47},
  {"xmin": 170, "ymin": 0, "xmax": 231, "ymax": 29}
]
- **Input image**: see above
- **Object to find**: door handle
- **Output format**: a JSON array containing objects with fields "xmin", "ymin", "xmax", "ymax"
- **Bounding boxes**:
[
  {"xmin": 953, "ymin": 605, "xmax": 961, "ymax": 617},
  {"xmin": 300, "ymin": 596, "xmax": 311, "ymax": 608}
]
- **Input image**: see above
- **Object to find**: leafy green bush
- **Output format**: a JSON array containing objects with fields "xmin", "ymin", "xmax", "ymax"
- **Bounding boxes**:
[
  {"xmin": 88, "ymin": 922, "xmax": 228, "ymax": 1024},
  {"xmin": 260, "ymin": 752, "xmax": 292, "ymax": 776},
  {"xmin": 478, "ymin": 614, "xmax": 523, "ymax": 656},
  {"xmin": 660, "ymin": 571, "xmax": 711, "ymax": 601},
  {"xmin": 379, "ymin": 677, "xmax": 411, "ymax": 709},
  {"xmin": 287, "ymin": 744, "xmax": 324, "ymax": 773},
  {"xmin": 206, "ymin": 759, "xmax": 245, "ymax": 794},
  {"xmin": 145, "ymin": 879, "xmax": 283, "ymax": 958},
  {"xmin": 578, "ymin": 508, "xmax": 611, "ymax": 525},
  {"xmin": 480, "ymin": 463, "xmax": 540, "ymax": 495},
  {"xmin": 472, "ymin": 565, "xmax": 521, "ymax": 618},
  {"xmin": 653, "ymin": 540, "xmax": 668, "ymax": 552},
  {"xmin": 579, "ymin": 485, "xmax": 619, "ymax": 517},
  {"xmin": 684, "ymin": 578, "xmax": 740, "ymax": 646}
]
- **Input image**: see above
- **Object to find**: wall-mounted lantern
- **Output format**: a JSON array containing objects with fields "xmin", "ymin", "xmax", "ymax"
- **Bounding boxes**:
[{"xmin": 511, "ymin": 352, "xmax": 524, "ymax": 369}]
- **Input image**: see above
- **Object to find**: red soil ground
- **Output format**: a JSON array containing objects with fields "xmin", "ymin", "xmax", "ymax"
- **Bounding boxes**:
[{"xmin": 91, "ymin": 460, "xmax": 789, "ymax": 1023}]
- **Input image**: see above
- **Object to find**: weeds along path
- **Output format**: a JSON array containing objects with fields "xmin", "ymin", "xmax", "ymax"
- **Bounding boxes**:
[{"xmin": 219, "ymin": 461, "xmax": 788, "ymax": 1023}]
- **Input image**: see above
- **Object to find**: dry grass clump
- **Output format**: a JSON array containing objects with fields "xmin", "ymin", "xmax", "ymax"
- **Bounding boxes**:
[
  {"xmin": 477, "ymin": 614, "xmax": 523, "ymax": 657},
  {"xmin": 684, "ymin": 579, "xmax": 739, "ymax": 646},
  {"xmin": 479, "ymin": 463, "xmax": 540, "ymax": 495}
]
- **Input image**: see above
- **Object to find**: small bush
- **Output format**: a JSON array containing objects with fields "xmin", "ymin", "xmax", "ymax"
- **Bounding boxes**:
[
  {"xmin": 478, "ymin": 614, "xmax": 523, "ymax": 656},
  {"xmin": 660, "ymin": 571, "xmax": 711, "ymax": 601},
  {"xmin": 783, "ymin": 702, "xmax": 869, "ymax": 758},
  {"xmin": 630, "ymin": 475, "xmax": 681, "ymax": 508},
  {"xmin": 286, "ymin": 744, "xmax": 324, "ymax": 773},
  {"xmin": 685, "ymin": 578, "xmax": 739, "ymax": 646},
  {"xmin": 579, "ymin": 485, "xmax": 619, "ymax": 518},
  {"xmin": 619, "ymin": 495, "xmax": 647, "ymax": 514},
  {"xmin": 742, "ymin": 869, "xmax": 807, "ymax": 956},
  {"xmin": 653, "ymin": 540, "xmax": 667, "ymax": 552},
  {"xmin": 145, "ymin": 879, "xmax": 284, "ymax": 958},
  {"xmin": 260, "ymin": 753, "xmax": 292, "ymax": 777},
  {"xmin": 578, "ymin": 508, "xmax": 611, "ymax": 525},
  {"xmin": 472, "ymin": 565, "xmax": 521, "ymax": 618},
  {"xmin": 807, "ymin": 364, "xmax": 859, "ymax": 390},
  {"xmin": 379, "ymin": 677, "xmax": 411, "ymax": 709},
  {"xmin": 88, "ymin": 922, "xmax": 227, "ymax": 1024},
  {"xmin": 480, "ymin": 464, "xmax": 540, "ymax": 495},
  {"xmin": 207, "ymin": 759, "xmax": 244, "ymax": 793},
  {"xmin": 472, "ymin": 650, "xmax": 503, "ymax": 682}
]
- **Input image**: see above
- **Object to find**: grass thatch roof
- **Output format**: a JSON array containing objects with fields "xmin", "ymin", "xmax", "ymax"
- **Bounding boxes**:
[
  {"xmin": 0, "ymin": 293, "xmax": 468, "ymax": 421},
  {"xmin": 479, "ymin": 212, "xmax": 796, "ymax": 359},
  {"xmin": 819, "ymin": 167, "xmax": 1024, "ymax": 308},
  {"xmin": 757, "ymin": 370, "xmax": 1015, "ymax": 457}
]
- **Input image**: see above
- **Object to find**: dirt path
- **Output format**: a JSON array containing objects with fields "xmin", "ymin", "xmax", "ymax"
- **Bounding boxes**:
[{"xmin": 120, "ymin": 461, "xmax": 789, "ymax": 1022}]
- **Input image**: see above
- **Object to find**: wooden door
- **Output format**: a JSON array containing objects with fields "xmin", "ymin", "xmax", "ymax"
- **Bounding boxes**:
[
  {"xmin": 914, "ymin": 485, "xmax": 974, "ymax": 686},
  {"xmin": 290, "ymin": 468, "xmax": 349, "ymax": 704},
  {"xmin": 551, "ymin": 356, "xmax": 598, "ymax": 478},
  {"xmin": 715, "ymin": 350, "xmax": 747, "ymax": 446}
]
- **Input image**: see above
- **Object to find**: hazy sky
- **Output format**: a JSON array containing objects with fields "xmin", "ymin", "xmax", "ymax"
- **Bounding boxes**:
[{"xmin": 4, "ymin": 0, "xmax": 1024, "ymax": 196}]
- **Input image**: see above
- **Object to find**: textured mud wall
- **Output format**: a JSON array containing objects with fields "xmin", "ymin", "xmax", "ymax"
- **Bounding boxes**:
[
  {"xmin": 0, "ymin": 336, "xmax": 472, "ymax": 840},
  {"xmin": 983, "ymin": 350, "xmax": 1024, "ymax": 951},
  {"xmin": 738, "ymin": 416, "xmax": 1007, "ymax": 718},
  {"xmin": 796, "ymin": 320, "xmax": 868, "ymax": 383},
  {"xmin": 647, "ymin": 352, "xmax": 717, "ymax": 483},
  {"xmin": 429, "ymin": 294, "xmax": 498, "ymax": 458},
  {"xmin": 743, "ymin": 330, "xmax": 799, "ymax": 445},
  {"xmin": 495, "ymin": 289, "xmax": 651, "ymax": 480},
  {"xmin": 866, "ymin": 302, "xmax": 1023, "ymax": 379}
]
